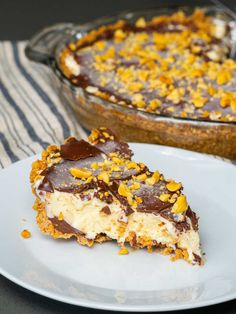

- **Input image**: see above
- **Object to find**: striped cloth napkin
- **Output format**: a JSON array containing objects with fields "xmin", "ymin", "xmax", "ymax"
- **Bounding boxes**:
[{"xmin": 0, "ymin": 41, "xmax": 87, "ymax": 168}]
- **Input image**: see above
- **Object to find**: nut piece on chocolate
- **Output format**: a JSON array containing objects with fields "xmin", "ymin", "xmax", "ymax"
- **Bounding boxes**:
[
  {"xmin": 60, "ymin": 10, "xmax": 236, "ymax": 123},
  {"xmin": 30, "ymin": 127, "xmax": 203, "ymax": 265}
]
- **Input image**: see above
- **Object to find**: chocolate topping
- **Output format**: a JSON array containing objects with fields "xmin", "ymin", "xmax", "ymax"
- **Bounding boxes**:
[
  {"xmin": 39, "ymin": 176, "xmax": 54, "ymax": 193},
  {"xmin": 60, "ymin": 11, "xmax": 236, "ymax": 123},
  {"xmin": 39, "ymin": 128, "xmax": 197, "ymax": 231},
  {"xmin": 135, "ymin": 181, "xmax": 172, "ymax": 213},
  {"xmin": 61, "ymin": 138, "xmax": 101, "ymax": 161},
  {"xmin": 49, "ymin": 217, "xmax": 83, "ymax": 235},
  {"xmin": 90, "ymin": 128, "xmax": 133, "ymax": 158},
  {"xmin": 100, "ymin": 206, "xmax": 111, "ymax": 215},
  {"xmin": 186, "ymin": 208, "xmax": 199, "ymax": 231},
  {"xmin": 193, "ymin": 253, "xmax": 202, "ymax": 265},
  {"xmin": 108, "ymin": 181, "xmax": 134, "ymax": 215},
  {"xmin": 38, "ymin": 156, "xmax": 102, "ymax": 193},
  {"xmin": 94, "ymin": 189, "xmax": 113, "ymax": 204},
  {"xmin": 96, "ymin": 140, "xmax": 133, "ymax": 159}
]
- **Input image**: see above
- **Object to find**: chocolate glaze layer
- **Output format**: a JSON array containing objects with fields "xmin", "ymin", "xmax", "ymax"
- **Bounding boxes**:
[
  {"xmin": 135, "ymin": 181, "xmax": 173, "ymax": 213},
  {"xmin": 193, "ymin": 253, "xmax": 202, "ymax": 265},
  {"xmin": 91, "ymin": 128, "xmax": 133, "ymax": 158},
  {"xmin": 60, "ymin": 14, "xmax": 236, "ymax": 122},
  {"xmin": 95, "ymin": 140, "xmax": 133, "ymax": 159},
  {"xmin": 39, "ymin": 155, "xmax": 103, "ymax": 193},
  {"xmin": 61, "ymin": 138, "xmax": 101, "ymax": 160},
  {"xmin": 49, "ymin": 217, "xmax": 83, "ymax": 235},
  {"xmin": 39, "ymin": 135, "xmax": 139, "ymax": 194},
  {"xmin": 39, "ymin": 128, "xmax": 197, "ymax": 231},
  {"xmin": 100, "ymin": 206, "xmax": 111, "ymax": 215},
  {"xmin": 186, "ymin": 208, "xmax": 199, "ymax": 231}
]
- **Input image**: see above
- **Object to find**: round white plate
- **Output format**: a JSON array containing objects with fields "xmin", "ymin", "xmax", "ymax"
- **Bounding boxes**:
[{"xmin": 1, "ymin": 144, "xmax": 236, "ymax": 312}]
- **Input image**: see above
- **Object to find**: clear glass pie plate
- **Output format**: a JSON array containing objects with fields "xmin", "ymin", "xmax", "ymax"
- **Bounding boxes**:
[{"xmin": 25, "ymin": 4, "xmax": 236, "ymax": 159}]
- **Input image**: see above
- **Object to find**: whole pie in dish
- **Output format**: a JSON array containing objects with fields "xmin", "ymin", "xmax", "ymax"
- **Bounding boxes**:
[
  {"xmin": 30, "ymin": 127, "xmax": 202, "ymax": 265},
  {"xmin": 60, "ymin": 9, "xmax": 236, "ymax": 123}
]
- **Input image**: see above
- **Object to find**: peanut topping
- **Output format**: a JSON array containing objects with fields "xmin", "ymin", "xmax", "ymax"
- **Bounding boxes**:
[
  {"xmin": 135, "ymin": 196, "xmax": 143, "ymax": 204},
  {"xmin": 191, "ymin": 97, "xmax": 208, "ymax": 108},
  {"xmin": 172, "ymin": 195, "xmax": 188, "ymax": 214},
  {"xmin": 21, "ymin": 229, "xmax": 31, "ymax": 239},
  {"xmin": 159, "ymin": 193, "xmax": 170, "ymax": 202},
  {"xmin": 145, "ymin": 171, "xmax": 160, "ymax": 185},
  {"xmin": 127, "ymin": 161, "xmax": 140, "ymax": 171},
  {"xmin": 148, "ymin": 99, "xmax": 161, "ymax": 111},
  {"xmin": 231, "ymin": 99, "xmax": 236, "ymax": 114},
  {"xmin": 166, "ymin": 181, "xmax": 182, "ymax": 192},
  {"xmin": 112, "ymin": 156, "xmax": 123, "ymax": 165},
  {"xmin": 207, "ymin": 85, "xmax": 216, "ymax": 96},
  {"xmin": 91, "ymin": 162, "xmax": 99, "ymax": 169},
  {"xmin": 145, "ymin": 177, "xmax": 156, "ymax": 185},
  {"xmin": 132, "ymin": 93, "xmax": 145, "ymax": 108},
  {"xmin": 160, "ymin": 247, "xmax": 173, "ymax": 255},
  {"xmin": 57, "ymin": 212, "xmax": 63, "ymax": 221},
  {"xmin": 61, "ymin": 9, "xmax": 236, "ymax": 123},
  {"xmin": 135, "ymin": 17, "xmax": 146, "ymax": 28},
  {"xmin": 220, "ymin": 95, "xmax": 231, "ymax": 108},
  {"xmin": 70, "ymin": 168, "xmax": 92, "ymax": 179},
  {"xmin": 130, "ymin": 182, "xmax": 140, "ymax": 190},
  {"xmin": 94, "ymin": 40, "xmax": 106, "ymax": 50},
  {"xmin": 110, "ymin": 165, "xmax": 120, "ymax": 171},
  {"xmin": 88, "ymin": 128, "xmax": 100, "ymax": 143},
  {"xmin": 169, "ymin": 193, "xmax": 178, "ymax": 203},
  {"xmin": 114, "ymin": 29, "xmax": 126, "ymax": 40},
  {"xmin": 118, "ymin": 246, "xmax": 129, "ymax": 255},
  {"xmin": 98, "ymin": 171, "xmax": 110, "ymax": 184},
  {"xmin": 136, "ymin": 173, "xmax": 147, "ymax": 181},
  {"xmin": 216, "ymin": 71, "xmax": 231, "ymax": 85},
  {"xmin": 118, "ymin": 182, "xmax": 132, "ymax": 197}
]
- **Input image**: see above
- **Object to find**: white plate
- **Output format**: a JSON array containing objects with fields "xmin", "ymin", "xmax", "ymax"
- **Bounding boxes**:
[{"xmin": 1, "ymin": 144, "xmax": 236, "ymax": 312}]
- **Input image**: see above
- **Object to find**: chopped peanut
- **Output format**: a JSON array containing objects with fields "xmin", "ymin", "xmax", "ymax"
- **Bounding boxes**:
[
  {"xmin": 60, "ymin": 10, "xmax": 236, "ymax": 123},
  {"xmin": 135, "ymin": 17, "xmax": 146, "ymax": 28},
  {"xmin": 166, "ymin": 181, "xmax": 182, "ymax": 192},
  {"xmin": 159, "ymin": 193, "xmax": 170, "ymax": 202},
  {"xmin": 136, "ymin": 173, "xmax": 147, "ymax": 181},
  {"xmin": 118, "ymin": 246, "xmax": 129, "ymax": 255},
  {"xmin": 172, "ymin": 195, "xmax": 188, "ymax": 214},
  {"xmin": 70, "ymin": 168, "xmax": 92, "ymax": 179},
  {"xmin": 118, "ymin": 182, "xmax": 132, "ymax": 197},
  {"xmin": 58, "ymin": 212, "xmax": 64, "ymax": 221},
  {"xmin": 98, "ymin": 171, "xmax": 110, "ymax": 184},
  {"xmin": 21, "ymin": 229, "xmax": 31, "ymax": 239},
  {"xmin": 191, "ymin": 97, "xmax": 207, "ymax": 108},
  {"xmin": 127, "ymin": 161, "xmax": 140, "ymax": 171}
]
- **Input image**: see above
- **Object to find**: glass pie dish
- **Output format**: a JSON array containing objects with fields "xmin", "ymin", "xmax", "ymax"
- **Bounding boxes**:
[{"xmin": 25, "ymin": 4, "xmax": 236, "ymax": 159}]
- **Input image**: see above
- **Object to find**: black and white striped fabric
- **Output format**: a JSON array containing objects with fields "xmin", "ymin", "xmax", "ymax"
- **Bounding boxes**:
[{"xmin": 0, "ymin": 41, "xmax": 88, "ymax": 168}]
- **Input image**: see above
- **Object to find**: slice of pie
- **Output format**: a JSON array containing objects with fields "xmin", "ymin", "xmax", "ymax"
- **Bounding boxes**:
[{"xmin": 30, "ymin": 127, "xmax": 202, "ymax": 265}]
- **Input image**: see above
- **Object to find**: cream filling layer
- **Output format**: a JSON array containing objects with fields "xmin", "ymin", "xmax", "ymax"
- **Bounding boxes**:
[{"xmin": 40, "ymin": 190, "xmax": 201, "ymax": 263}]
